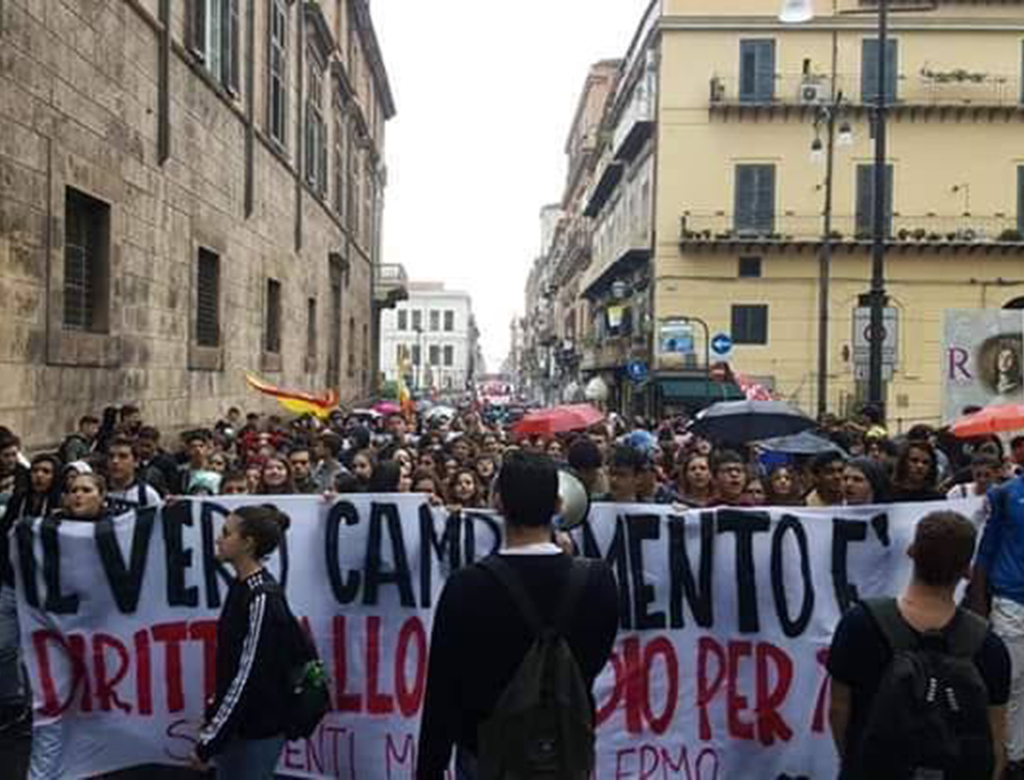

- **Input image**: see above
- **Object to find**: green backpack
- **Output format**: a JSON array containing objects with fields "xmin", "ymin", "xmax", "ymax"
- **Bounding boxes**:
[{"xmin": 476, "ymin": 556, "xmax": 595, "ymax": 780}]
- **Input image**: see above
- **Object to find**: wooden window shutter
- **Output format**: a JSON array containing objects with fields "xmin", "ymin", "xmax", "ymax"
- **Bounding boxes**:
[
  {"xmin": 224, "ymin": 0, "xmax": 241, "ymax": 92},
  {"xmin": 187, "ymin": 0, "xmax": 207, "ymax": 58}
]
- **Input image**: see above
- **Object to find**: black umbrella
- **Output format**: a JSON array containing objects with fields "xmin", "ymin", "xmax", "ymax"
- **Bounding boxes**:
[
  {"xmin": 688, "ymin": 400, "xmax": 815, "ymax": 445},
  {"xmin": 758, "ymin": 430, "xmax": 846, "ymax": 456}
]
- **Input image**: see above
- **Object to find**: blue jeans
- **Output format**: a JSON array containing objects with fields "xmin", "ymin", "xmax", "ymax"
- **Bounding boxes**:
[
  {"xmin": 215, "ymin": 735, "xmax": 286, "ymax": 780},
  {"xmin": 0, "ymin": 584, "xmax": 24, "ymax": 706}
]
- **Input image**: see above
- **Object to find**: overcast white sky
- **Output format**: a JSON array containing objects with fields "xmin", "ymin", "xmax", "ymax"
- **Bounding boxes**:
[{"xmin": 373, "ymin": 0, "xmax": 652, "ymax": 373}]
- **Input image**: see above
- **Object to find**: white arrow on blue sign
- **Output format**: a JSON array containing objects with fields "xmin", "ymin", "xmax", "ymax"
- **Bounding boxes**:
[{"xmin": 711, "ymin": 333, "xmax": 733, "ymax": 356}]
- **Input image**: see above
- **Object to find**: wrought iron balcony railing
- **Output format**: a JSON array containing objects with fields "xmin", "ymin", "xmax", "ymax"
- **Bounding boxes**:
[
  {"xmin": 709, "ymin": 71, "xmax": 1022, "ymax": 111},
  {"xmin": 680, "ymin": 211, "xmax": 1024, "ymax": 250}
]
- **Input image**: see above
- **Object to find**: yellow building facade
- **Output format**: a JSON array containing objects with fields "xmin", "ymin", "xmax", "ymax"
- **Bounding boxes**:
[{"xmin": 580, "ymin": 0, "xmax": 1024, "ymax": 426}]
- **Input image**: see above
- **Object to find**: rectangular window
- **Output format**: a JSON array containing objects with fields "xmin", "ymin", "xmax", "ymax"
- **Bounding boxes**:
[
  {"xmin": 348, "ymin": 143, "xmax": 361, "ymax": 236},
  {"xmin": 738, "ymin": 256, "xmax": 762, "ymax": 278},
  {"xmin": 444, "ymin": 310, "xmax": 454, "ymax": 331},
  {"xmin": 734, "ymin": 164, "xmax": 775, "ymax": 235},
  {"xmin": 855, "ymin": 164, "xmax": 895, "ymax": 238},
  {"xmin": 861, "ymin": 38, "xmax": 898, "ymax": 104},
  {"xmin": 429, "ymin": 345, "xmax": 440, "ymax": 366},
  {"xmin": 306, "ymin": 297, "xmax": 317, "ymax": 359},
  {"xmin": 411, "ymin": 309, "xmax": 422, "ymax": 331},
  {"xmin": 305, "ymin": 58, "xmax": 327, "ymax": 195},
  {"xmin": 333, "ymin": 109, "xmax": 346, "ymax": 215},
  {"xmin": 267, "ymin": 0, "xmax": 288, "ymax": 145},
  {"xmin": 739, "ymin": 40, "xmax": 775, "ymax": 103},
  {"xmin": 397, "ymin": 309, "xmax": 408, "ymax": 331},
  {"xmin": 731, "ymin": 304, "xmax": 769, "ymax": 345},
  {"xmin": 264, "ymin": 278, "xmax": 282, "ymax": 354},
  {"xmin": 196, "ymin": 248, "xmax": 220, "ymax": 347},
  {"xmin": 411, "ymin": 344, "xmax": 421, "ymax": 366},
  {"xmin": 429, "ymin": 310, "xmax": 440, "ymax": 331},
  {"xmin": 328, "ymin": 259, "xmax": 343, "ymax": 388},
  {"xmin": 1018, "ymin": 166, "xmax": 1024, "ymax": 232},
  {"xmin": 443, "ymin": 345, "xmax": 454, "ymax": 367},
  {"xmin": 189, "ymin": 0, "xmax": 239, "ymax": 92},
  {"xmin": 64, "ymin": 188, "xmax": 110, "ymax": 332},
  {"xmin": 347, "ymin": 317, "xmax": 355, "ymax": 377}
]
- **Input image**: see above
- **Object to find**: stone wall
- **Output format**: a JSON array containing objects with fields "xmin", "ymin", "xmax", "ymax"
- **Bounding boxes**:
[{"xmin": 0, "ymin": 0, "xmax": 389, "ymax": 447}]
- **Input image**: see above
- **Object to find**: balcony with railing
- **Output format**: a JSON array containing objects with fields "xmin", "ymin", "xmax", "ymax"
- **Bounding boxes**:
[
  {"xmin": 679, "ymin": 211, "xmax": 1024, "ymax": 254},
  {"xmin": 375, "ymin": 263, "xmax": 409, "ymax": 307},
  {"xmin": 708, "ymin": 71, "xmax": 1023, "ymax": 120}
]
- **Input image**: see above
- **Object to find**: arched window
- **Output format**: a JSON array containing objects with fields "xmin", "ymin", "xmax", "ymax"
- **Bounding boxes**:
[{"xmin": 1004, "ymin": 296, "xmax": 1024, "ymax": 310}]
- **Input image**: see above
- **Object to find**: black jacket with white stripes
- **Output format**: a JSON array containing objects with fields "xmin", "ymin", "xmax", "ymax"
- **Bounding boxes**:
[{"xmin": 197, "ymin": 568, "xmax": 293, "ymax": 761}]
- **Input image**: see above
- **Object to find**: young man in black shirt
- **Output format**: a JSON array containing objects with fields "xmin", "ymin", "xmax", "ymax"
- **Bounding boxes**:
[
  {"xmin": 827, "ymin": 510, "xmax": 1011, "ymax": 779},
  {"xmin": 417, "ymin": 450, "xmax": 619, "ymax": 779}
]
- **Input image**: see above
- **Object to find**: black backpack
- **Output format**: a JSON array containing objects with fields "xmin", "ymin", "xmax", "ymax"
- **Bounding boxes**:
[
  {"xmin": 255, "ymin": 582, "xmax": 331, "ymax": 741},
  {"xmin": 856, "ymin": 598, "xmax": 994, "ymax": 780},
  {"xmin": 476, "ymin": 555, "xmax": 595, "ymax": 780}
]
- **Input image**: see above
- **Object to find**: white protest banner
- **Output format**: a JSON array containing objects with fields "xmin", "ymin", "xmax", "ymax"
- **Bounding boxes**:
[{"xmin": 10, "ymin": 495, "xmax": 981, "ymax": 778}]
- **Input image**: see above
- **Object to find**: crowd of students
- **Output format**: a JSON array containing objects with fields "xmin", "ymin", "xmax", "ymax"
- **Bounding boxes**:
[{"xmin": 2, "ymin": 400, "xmax": 1024, "ymax": 778}]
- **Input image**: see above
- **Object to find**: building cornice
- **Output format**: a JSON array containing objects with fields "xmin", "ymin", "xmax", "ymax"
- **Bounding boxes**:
[
  {"xmin": 352, "ymin": 0, "xmax": 397, "ymax": 120},
  {"xmin": 659, "ymin": 15, "xmax": 1024, "ymax": 32}
]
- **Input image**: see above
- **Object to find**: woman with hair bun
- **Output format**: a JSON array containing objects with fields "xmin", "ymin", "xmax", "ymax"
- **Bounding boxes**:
[{"xmin": 192, "ymin": 504, "xmax": 296, "ymax": 777}]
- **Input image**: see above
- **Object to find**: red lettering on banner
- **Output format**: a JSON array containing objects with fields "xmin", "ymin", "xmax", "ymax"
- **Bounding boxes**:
[
  {"xmin": 152, "ymin": 621, "xmax": 188, "ymax": 713},
  {"xmin": 726, "ymin": 641, "xmax": 754, "ymax": 740},
  {"xmin": 32, "ymin": 630, "xmax": 90, "ymax": 716},
  {"xmin": 812, "ymin": 647, "xmax": 831, "ymax": 733},
  {"xmin": 754, "ymin": 642, "xmax": 793, "ymax": 745},
  {"xmin": 133, "ymin": 630, "xmax": 152, "ymax": 715},
  {"xmin": 622, "ymin": 637, "xmax": 644, "ymax": 734},
  {"xmin": 395, "ymin": 617, "xmax": 427, "ymax": 717},
  {"xmin": 696, "ymin": 637, "xmax": 725, "ymax": 741},
  {"xmin": 596, "ymin": 651, "xmax": 624, "ymax": 728},
  {"xmin": 366, "ymin": 616, "xmax": 395, "ymax": 714},
  {"xmin": 94, "ymin": 633, "xmax": 131, "ymax": 713},
  {"xmin": 188, "ymin": 620, "xmax": 218, "ymax": 705},
  {"xmin": 641, "ymin": 637, "xmax": 678, "ymax": 735},
  {"xmin": 333, "ymin": 615, "xmax": 363, "ymax": 712}
]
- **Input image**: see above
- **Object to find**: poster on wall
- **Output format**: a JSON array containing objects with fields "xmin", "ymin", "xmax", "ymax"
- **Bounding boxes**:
[{"xmin": 942, "ymin": 309, "xmax": 1024, "ymax": 423}]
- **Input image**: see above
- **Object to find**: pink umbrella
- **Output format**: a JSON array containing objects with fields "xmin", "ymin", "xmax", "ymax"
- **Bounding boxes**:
[
  {"xmin": 373, "ymin": 401, "xmax": 402, "ymax": 415},
  {"xmin": 512, "ymin": 404, "xmax": 605, "ymax": 437}
]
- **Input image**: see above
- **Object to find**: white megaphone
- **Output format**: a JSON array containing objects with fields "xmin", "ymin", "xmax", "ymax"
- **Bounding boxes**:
[
  {"xmin": 778, "ymin": 0, "xmax": 814, "ymax": 23},
  {"xmin": 553, "ymin": 468, "xmax": 591, "ymax": 532}
]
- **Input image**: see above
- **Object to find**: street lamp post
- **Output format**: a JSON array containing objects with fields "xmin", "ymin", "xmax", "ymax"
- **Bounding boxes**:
[
  {"xmin": 866, "ymin": 0, "xmax": 890, "ymax": 420},
  {"xmin": 782, "ymin": 0, "xmax": 890, "ymax": 422},
  {"xmin": 811, "ymin": 96, "xmax": 851, "ymax": 419}
]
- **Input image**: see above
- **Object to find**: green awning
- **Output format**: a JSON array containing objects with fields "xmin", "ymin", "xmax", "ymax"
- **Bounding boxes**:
[{"xmin": 659, "ymin": 378, "xmax": 746, "ymax": 402}]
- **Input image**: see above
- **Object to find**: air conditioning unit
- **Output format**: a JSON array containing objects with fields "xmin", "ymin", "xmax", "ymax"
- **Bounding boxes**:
[
  {"xmin": 799, "ymin": 80, "xmax": 828, "ymax": 105},
  {"xmin": 710, "ymin": 76, "xmax": 726, "ymax": 103}
]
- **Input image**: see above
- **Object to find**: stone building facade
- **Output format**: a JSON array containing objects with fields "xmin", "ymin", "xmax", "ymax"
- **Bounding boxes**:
[{"xmin": 0, "ymin": 0, "xmax": 400, "ymax": 447}]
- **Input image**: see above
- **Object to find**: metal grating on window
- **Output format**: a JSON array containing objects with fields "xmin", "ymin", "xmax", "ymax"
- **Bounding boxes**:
[
  {"xmin": 196, "ymin": 249, "xmax": 220, "ymax": 347},
  {"xmin": 265, "ymin": 279, "xmax": 282, "ymax": 353},
  {"xmin": 63, "ymin": 189, "xmax": 106, "ymax": 332}
]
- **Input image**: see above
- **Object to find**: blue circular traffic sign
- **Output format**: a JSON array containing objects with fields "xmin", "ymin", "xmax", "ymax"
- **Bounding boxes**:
[
  {"xmin": 711, "ymin": 333, "xmax": 733, "ymax": 356},
  {"xmin": 627, "ymin": 361, "xmax": 649, "ymax": 381}
]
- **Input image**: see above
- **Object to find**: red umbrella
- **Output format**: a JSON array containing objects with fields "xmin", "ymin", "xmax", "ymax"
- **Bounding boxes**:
[
  {"xmin": 951, "ymin": 404, "xmax": 1024, "ymax": 438},
  {"xmin": 512, "ymin": 404, "xmax": 605, "ymax": 437}
]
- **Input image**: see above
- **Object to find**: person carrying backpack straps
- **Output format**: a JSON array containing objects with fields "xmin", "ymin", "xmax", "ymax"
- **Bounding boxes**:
[
  {"xmin": 475, "ymin": 555, "xmax": 594, "ymax": 780},
  {"xmin": 828, "ymin": 509, "xmax": 1011, "ymax": 780},
  {"xmin": 416, "ymin": 451, "xmax": 619, "ymax": 780}
]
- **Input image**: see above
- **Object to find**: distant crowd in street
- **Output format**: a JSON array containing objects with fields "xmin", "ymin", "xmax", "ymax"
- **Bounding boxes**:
[{"xmin": 2, "ymin": 397, "xmax": 1024, "ymax": 778}]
